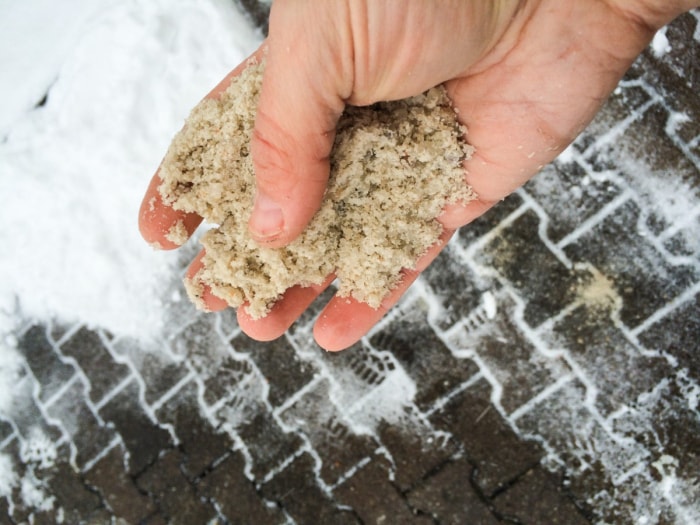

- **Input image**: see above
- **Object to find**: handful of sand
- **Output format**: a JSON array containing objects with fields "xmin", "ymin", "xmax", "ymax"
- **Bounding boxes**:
[{"xmin": 158, "ymin": 61, "xmax": 475, "ymax": 319}]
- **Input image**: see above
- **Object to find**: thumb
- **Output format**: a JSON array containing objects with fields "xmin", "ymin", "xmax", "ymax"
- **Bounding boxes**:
[{"xmin": 249, "ymin": 5, "xmax": 350, "ymax": 246}]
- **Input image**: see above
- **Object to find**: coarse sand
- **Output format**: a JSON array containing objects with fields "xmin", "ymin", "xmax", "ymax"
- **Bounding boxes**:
[{"xmin": 158, "ymin": 60, "xmax": 475, "ymax": 319}]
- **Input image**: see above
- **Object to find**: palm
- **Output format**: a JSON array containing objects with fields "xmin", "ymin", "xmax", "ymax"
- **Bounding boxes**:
[
  {"xmin": 240, "ymin": 1, "xmax": 656, "ymax": 350},
  {"xmin": 141, "ymin": 0, "xmax": 661, "ymax": 350},
  {"xmin": 443, "ymin": 0, "xmax": 653, "ymax": 220}
]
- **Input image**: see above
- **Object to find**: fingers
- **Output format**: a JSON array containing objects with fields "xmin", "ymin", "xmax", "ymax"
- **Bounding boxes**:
[
  {"xmin": 247, "ymin": 3, "xmax": 350, "ymax": 247},
  {"xmin": 237, "ymin": 275, "xmax": 335, "ymax": 341},
  {"xmin": 185, "ymin": 229, "xmax": 455, "ymax": 351},
  {"xmin": 206, "ymin": 46, "xmax": 269, "ymax": 101},
  {"xmin": 313, "ymin": 229, "xmax": 455, "ymax": 352},
  {"xmin": 439, "ymin": 192, "xmax": 500, "ymax": 232},
  {"xmin": 138, "ymin": 174, "xmax": 202, "ymax": 250},
  {"xmin": 139, "ymin": 49, "xmax": 268, "ymax": 250},
  {"xmin": 185, "ymin": 247, "xmax": 336, "ymax": 342},
  {"xmin": 184, "ymin": 251, "xmax": 228, "ymax": 311}
]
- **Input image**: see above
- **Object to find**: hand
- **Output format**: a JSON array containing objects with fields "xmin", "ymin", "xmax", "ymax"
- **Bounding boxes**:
[{"xmin": 140, "ymin": 0, "xmax": 698, "ymax": 351}]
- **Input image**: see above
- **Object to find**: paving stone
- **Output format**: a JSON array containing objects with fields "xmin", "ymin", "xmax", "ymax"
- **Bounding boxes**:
[
  {"xmin": 137, "ymin": 449, "xmax": 217, "ymax": 525},
  {"xmin": 544, "ymin": 304, "xmax": 674, "ymax": 416},
  {"xmin": 429, "ymin": 377, "xmax": 543, "ymax": 496},
  {"xmin": 421, "ymin": 242, "xmax": 496, "ymax": 330},
  {"xmin": 372, "ymin": 407, "xmax": 458, "ymax": 493},
  {"xmin": 2, "ymin": 438, "xmax": 96, "ymax": 525},
  {"xmin": 111, "ymin": 337, "xmax": 189, "ymax": 406},
  {"xmin": 492, "ymin": 467, "xmax": 589, "ymax": 525},
  {"xmin": 141, "ymin": 512, "xmax": 169, "ymax": 525},
  {"xmin": 155, "ymin": 380, "xmax": 233, "ymax": 480},
  {"xmin": 611, "ymin": 377, "xmax": 700, "ymax": 483},
  {"xmin": 457, "ymin": 192, "xmax": 525, "ymax": 247},
  {"xmin": 661, "ymin": 214, "xmax": 700, "ymax": 259},
  {"xmin": 199, "ymin": 450, "xmax": 286, "ymax": 525},
  {"xmin": 44, "ymin": 378, "xmax": 114, "ymax": 469},
  {"xmin": 333, "ymin": 458, "xmax": 433, "ymax": 525},
  {"xmin": 524, "ymin": 160, "xmax": 623, "ymax": 244},
  {"xmin": 563, "ymin": 199, "xmax": 698, "ymax": 328},
  {"xmin": 169, "ymin": 314, "xmax": 230, "ymax": 367},
  {"xmin": 0, "ymin": 499, "xmax": 10, "ymax": 525},
  {"xmin": 639, "ymin": 13, "xmax": 700, "ymax": 98},
  {"xmin": 98, "ymin": 378, "xmax": 172, "ymax": 475},
  {"xmin": 613, "ymin": 103, "xmax": 700, "ymax": 213},
  {"xmin": 233, "ymin": 410, "xmax": 304, "ymax": 482},
  {"xmin": 447, "ymin": 292, "xmax": 573, "ymax": 415},
  {"xmin": 202, "ymin": 354, "xmax": 262, "ymax": 407},
  {"xmin": 370, "ymin": 297, "xmax": 480, "ymax": 411},
  {"xmin": 84, "ymin": 445, "xmax": 156, "ymax": 524},
  {"xmin": 44, "ymin": 460, "xmax": 105, "ymax": 524},
  {"xmin": 513, "ymin": 379, "xmax": 592, "ymax": 464},
  {"xmin": 637, "ymin": 289, "xmax": 700, "ymax": 383},
  {"xmin": 277, "ymin": 378, "xmax": 379, "ymax": 486},
  {"xmin": 261, "ymin": 452, "xmax": 359, "ymax": 524},
  {"xmin": 8, "ymin": 375, "xmax": 63, "ymax": 443},
  {"xmin": 58, "ymin": 327, "xmax": 131, "ymax": 405},
  {"xmin": 0, "ymin": 440, "xmax": 30, "ymax": 524},
  {"xmin": 232, "ymin": 333, "xmax": 319, "ymax": 408},
  {"xmin": 406, "ymin": 456, "xmax": 498, "ymax": 525},
  {"xmin": 19, "ymin": 324, "xmax": 76, "ymax": 403},
  {"xmin": 234, "ymin": 0, "xmax": 271, "ymax": 34},
  {"xmin": 579, "ymin": 82, "xmax": 653, "ymax": 153},
  {"xmin": 0, "ymin": 419, "xmax": 14, "ymax": 443},
  {"xmin": 475, "ymin": 209, "xmax": 585, "ymax": 328},
  {"xmin": 512, "ymin": 379, "xmax": 651, "ymax": 523},
  {"xmin": 318, "ymin": 343, "xmax": 399, "ymax": 411},
  {"xmin": 47, "ymin": 320, "xmax": 79, "ymax": 345},
  {"xmin": 214, "ymin": 307, "xmax": 241, "ymax": 341}
]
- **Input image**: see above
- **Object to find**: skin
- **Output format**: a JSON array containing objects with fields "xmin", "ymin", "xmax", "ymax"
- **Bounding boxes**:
[{"xmin": 140, "ymin": 0, "xmax": 700, "ymax": 351}]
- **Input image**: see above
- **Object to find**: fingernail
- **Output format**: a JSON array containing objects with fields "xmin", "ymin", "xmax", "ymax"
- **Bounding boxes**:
[{"xmin": 251, "ymin": 191, "xmax": 284, "ymax": 240}]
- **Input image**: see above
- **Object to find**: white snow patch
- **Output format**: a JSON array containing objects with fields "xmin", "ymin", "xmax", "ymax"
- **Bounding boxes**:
[
  {"xmin": 20, "ymin": 470, "xmax": 54, "ymax": 513},
  {"xmin": 0, "ymin": 0, "xmax": 116, "ymax": 134},
  {"xmin": 556, "ymin": 143, "xmax": 576, "ymax": 164},
  {"xmin": 0, "ymin": 0, "xmax": 261, "ymax": 341},
  {"xmin": 482, "ymin": 291, "xmax": 497, "ymax": 319},
  {"xmin": 0, "ymin": 453, "xmax": 17, "ymax": 498},
  {"xmin": 347, "ymin": 364, "xmax": 417, "ymax": 430},
  {"xmin": 616, "ymin": 153, "xmax": 699, "ymax": 229},
  {"xmin": 0, "ymin": 342, "xmax": 24, "ymax": 415},
  {"xmin": 21, "ymin": 428, "xmax": 58, "ymax": 470},
  {"xmin": 665, "ymin": 110, "xmax": 691, "ymax": 136},
  {"xmin": 651, "ymin": 26, "xmax": 671, "ymax": 57}
]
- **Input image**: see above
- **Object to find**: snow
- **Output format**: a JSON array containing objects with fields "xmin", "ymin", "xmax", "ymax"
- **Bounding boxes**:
[
  {"xmin": 0, "ymin": 453, "xmax": 16, "ymax": 498},
  {"xmin": 651, "ymin": 26, "xmax": 671, "ymax": 57},
  {"xmin": 20, "ymin": 428, "xmax": 57, "ymax": 471},
  {"xmin": 0, "ymin": 0, "xmax": 261, "ymax": 340},
  {"xmin": 0, "ymin": 0, "xmax": 115, "ymax": 135},
  {"xmin": 482, "ymin": 291, "xmax": 497, "ymax": 319},
  {"xmin": 0, "ymin": 336, "xmax": 23, "ymax": 414}
]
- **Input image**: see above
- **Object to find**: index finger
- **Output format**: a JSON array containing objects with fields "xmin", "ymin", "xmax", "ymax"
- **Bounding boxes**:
[{"xmin": 138, "ymin": 46, "xmax": 268, "ymax": 249}]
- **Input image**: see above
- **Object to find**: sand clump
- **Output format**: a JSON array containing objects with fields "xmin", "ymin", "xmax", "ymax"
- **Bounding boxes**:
[{"xmin": 158, "ymin": 60, "xmax": 476, "ymax": 319}]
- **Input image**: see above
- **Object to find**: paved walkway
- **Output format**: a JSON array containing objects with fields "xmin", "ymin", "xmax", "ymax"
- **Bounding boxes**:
[{"xmin": 1, "ymin": 6, "xmax": 698, "ymax": 525}]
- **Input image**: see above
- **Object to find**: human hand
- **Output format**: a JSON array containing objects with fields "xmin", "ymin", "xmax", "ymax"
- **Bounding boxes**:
[{"xmin": 140, "ymin": 0, "xmax": 698, "ymax": 351}]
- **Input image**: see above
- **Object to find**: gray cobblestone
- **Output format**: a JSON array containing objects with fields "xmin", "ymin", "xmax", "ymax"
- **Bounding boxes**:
[
  {"xmin": 407, "ymin": 456, "xmax": 499, "ymax": 525},
  {"xmin": 20, "ymin": 325, "xmax": 77, "ymax": 404}
]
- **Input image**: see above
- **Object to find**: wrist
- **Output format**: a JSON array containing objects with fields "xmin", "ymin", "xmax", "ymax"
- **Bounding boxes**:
[{"xmin": 605, "ymin": 0, "xmax": 700, "ymax": 31}]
